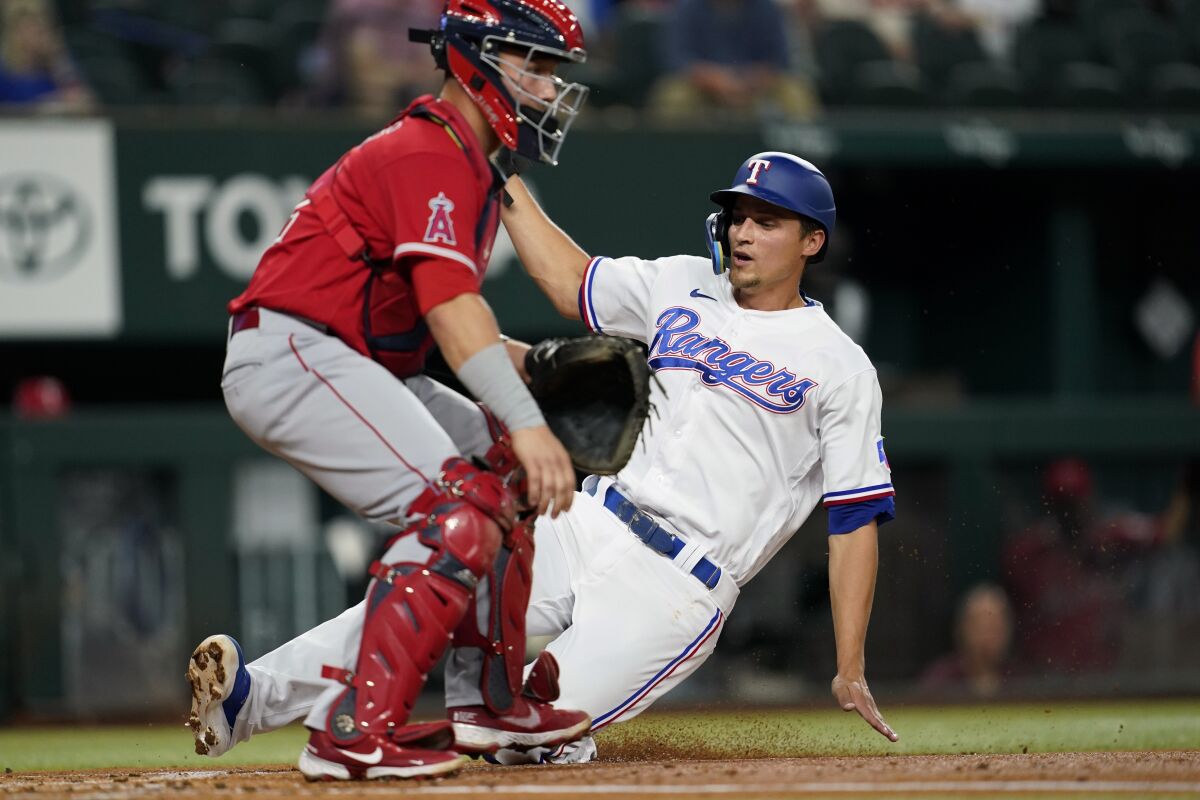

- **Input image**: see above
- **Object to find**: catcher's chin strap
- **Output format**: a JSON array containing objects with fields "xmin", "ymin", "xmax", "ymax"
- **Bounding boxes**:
[
  {"xmin": 322, "ymin": 457, "xmax": 513, "ymax": 742},
  {"xmin": 452, "ymin": 405, "xmax": 537, "ymax": 714}
]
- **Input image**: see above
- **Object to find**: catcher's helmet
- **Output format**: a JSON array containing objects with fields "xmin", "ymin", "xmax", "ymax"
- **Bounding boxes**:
[
  {"xmin": 413, "ymin": 0, "xmax": 588, "ymax": 165},
  {"xmin": 705, "ymin": 152, "xmax": 836, "ymax": 273}
]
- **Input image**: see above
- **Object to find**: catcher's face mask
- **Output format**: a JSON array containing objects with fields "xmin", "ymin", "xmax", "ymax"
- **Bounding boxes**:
[
  {"xmin": 485, "ymin": 44, "xmax": 589, "ymax": 167},
  {"xmin": 417, "ymin": 0, "xmax": 589, "ymax": 166}
]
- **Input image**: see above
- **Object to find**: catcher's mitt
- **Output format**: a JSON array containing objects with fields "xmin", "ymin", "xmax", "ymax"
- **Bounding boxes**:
[{"xmin": 525, "ymin": 335, "xmax": 652, "ymax": 475}]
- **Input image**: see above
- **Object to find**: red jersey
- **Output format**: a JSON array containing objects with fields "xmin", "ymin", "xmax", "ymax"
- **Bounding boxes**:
[{"xmin": 230, "ymin": 95, "xmax": 502, "ymax": 378}]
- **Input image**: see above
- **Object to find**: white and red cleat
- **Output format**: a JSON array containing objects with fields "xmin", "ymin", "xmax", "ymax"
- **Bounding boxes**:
[
  {"xmin": 298, "ymin": 729, "xmax": 466, "ymax": 781},
  {"xmin": 448, "ymin": 696, "xmax": 591, "ymax": 755}
]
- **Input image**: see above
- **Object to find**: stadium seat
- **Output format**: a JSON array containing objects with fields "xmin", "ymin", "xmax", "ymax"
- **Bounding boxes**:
[
  {"xmin": 850, "ymin": 61, "xmax": 928, "ymax": 108},
  {"xmin": 943, "ymin": 63, "xmax": 1024, "ymax": 109},
  {"xmin": 278, "ymin": 0, "xmax": 330, "ymax": 22},
  {"xmin": 171, "ymin": 57, "xmax": 269, "ymax": 108},
  {"xmin": 143, "ymin": 3, "xmax": 223, "ymax": 36},
  {"xmin": 1051, "ymin": 62, "xmax": 1125, "ymax": 109},
  {"xmin": 76, "ymin": 53, "xmax": 154, "ymax": 106},
  {"xmin": 1013, "ymin": 21, "xmax": 1096, "ymax": 106},
  {"xmin": 912, "ymin": 13, "xmax": 989, "ymax": 93},
  {"xmin": 1077, "ymin": 0, "xmax": 1148, "ymax": 56},
  {"xmin": 1098, "ymin": 11, "xmax": 1184, "ymax": 94},
  {"xmin": 591, "ymin": 7, "xmax": 666, "ymax": 108},
  {"xmin": 271, "ymin": 3, "xmax": 326, "ymax": 96},
  {"xmin": 226, "ymin": 0, "xmax": 277, "ymax": 22},
  {"xmin": 212, "ymin": 18, "xmax": 280, "ymax": 100},
  {"xmin": 815, "ymin": 19, "xmax": 893, "ymax": 104},
  {"xmin": 63, "ymin": 29, "xmax": 129, "ymax": 62},
  {"xmin": 1180, "ymin": 0, "xmax": 1200, "ymax": 60},
  {"xmin": 1148, "ymin": 62, "xmax": 1200, "ymax": 111}
]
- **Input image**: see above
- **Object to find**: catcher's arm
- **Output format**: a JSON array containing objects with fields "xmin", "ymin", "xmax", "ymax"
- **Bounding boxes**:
[
  {"xmin": 501, "ymin": 176, "xmax": 591, "ymax": 319},
  {"xmin": 425, "ymin": 292, "xmax": 506, "ymax": 371},
  {"xmin": 828, "ymin": 520, "xmax": 899, "ymax": 742},
  {"xmin": 427, "ymin": 295, "xmax": 574, "ymax": 517}
]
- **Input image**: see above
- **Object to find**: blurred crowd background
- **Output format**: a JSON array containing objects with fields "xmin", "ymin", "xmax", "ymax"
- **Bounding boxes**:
[
  {"xmin": 1, "ymin": 0, "xmax": 1199, "ymax": 724},
  {"xmin": 4, "ymin": 0, "xmax": 1200, "ymax": 116}
]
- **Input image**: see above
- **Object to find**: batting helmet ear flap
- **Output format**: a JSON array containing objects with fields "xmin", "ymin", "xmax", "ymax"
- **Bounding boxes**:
[{"xmin": 705, "ymin": 210, "xmax": 731, "ymax": 275}]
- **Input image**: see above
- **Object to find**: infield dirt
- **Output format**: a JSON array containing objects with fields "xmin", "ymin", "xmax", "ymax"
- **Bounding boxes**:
[{"xmin": 3, "ymin": 751, "xmax": 1199, "ymax": 799}]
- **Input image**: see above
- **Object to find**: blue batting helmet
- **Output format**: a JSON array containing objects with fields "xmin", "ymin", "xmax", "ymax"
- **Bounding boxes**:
[{"xmin": 705, "ymin": 152, "xmax": 836, "ymax": 273}]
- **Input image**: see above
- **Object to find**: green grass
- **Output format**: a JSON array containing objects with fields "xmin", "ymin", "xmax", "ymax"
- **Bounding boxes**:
[
  {"xmin": 0, "ymin": 699, "xmax": 1196, "ymax": 772},
  {"xmin": 0, "ymin": 722, "xmax": 310, "ymax": 772},
  {"xmin": 601, "ymin": 699, "xmax": 1200, "ymax": 759}
]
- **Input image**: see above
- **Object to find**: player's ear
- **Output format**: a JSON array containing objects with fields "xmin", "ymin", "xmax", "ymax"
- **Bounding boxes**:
[{"xmin": 801, "ymin": 228, "xmax": 825, "ymax": 259}]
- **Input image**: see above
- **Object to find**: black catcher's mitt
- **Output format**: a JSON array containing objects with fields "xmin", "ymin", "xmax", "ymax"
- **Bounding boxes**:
[{"xmin": 525, "ymin": 335, "xmax": 652, "ymax": 475}]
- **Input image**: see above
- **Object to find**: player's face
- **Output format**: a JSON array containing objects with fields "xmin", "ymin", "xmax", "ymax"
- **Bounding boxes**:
[
  {"xmin": 496, "ymin": 49, "xmax": 562, "ymax": 111},
  {"xmin": 727, "ymin": 195, "xmax": 825, "ymax": 294}
]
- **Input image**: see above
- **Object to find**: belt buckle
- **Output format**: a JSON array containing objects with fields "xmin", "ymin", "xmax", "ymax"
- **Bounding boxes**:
[{"xmin": 628, "ymin": 511, "xmax": 672, "ymax": 554}]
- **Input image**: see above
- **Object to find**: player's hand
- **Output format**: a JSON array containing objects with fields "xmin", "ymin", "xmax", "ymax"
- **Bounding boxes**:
[
  {"xmin": 831, "ymin": 673, "xmax": 899, "ymax": 742},
  {"xmin": 510, "ymin": 425, "xmax": 575, "ymax": 519}
]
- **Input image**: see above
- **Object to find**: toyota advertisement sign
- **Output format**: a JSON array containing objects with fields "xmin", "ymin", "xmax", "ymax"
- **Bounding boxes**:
[{"xmin": 0, "ymin": 120, "xmax": 121, "ymax": 337}]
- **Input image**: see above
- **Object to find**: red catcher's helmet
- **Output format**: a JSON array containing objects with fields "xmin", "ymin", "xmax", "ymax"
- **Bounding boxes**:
[{"xmin": 418, "ymin": 0, "xmax": 588, "ymax": 165}]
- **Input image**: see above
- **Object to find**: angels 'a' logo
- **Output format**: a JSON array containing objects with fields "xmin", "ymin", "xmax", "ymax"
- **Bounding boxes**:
[{"xmin": 423, "ymin": 192, "xmax": 457, "ymax": 245}]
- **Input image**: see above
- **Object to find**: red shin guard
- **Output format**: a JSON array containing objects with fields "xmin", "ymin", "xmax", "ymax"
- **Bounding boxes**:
[
  {"xmin": 453, "ymin": 519, "xmax": 536, "ymax": 714},
  {"xmin": 324, "ymin": 458, "xmax": 510, "ymax": 743}
]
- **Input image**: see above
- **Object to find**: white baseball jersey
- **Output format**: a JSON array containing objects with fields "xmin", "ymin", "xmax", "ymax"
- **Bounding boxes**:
[{"xmin": 579, "ymin": 253, "xmax": 895, "ymax": 585}]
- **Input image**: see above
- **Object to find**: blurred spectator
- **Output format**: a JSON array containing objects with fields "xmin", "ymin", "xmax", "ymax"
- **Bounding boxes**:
[
  {"xmin": 815, "ymin": 0, "xmax": 924, "ymax": 61},
  {"xmin": 1192, "ymin": 331, "xmax": 1200, "ymax": 407},
  {"xmin": 311, "ymin": 0, "xmax": 441, "ymax": 117},
  {"xmin": 919, "ymin": 583, "xmax": 1015, "ymax": 698},
  {"xmin": 999, "ymin": 457, "xmax": 1200, "ymax": 676},
  {"xmin": 926, "ymin": 0, "xmax": 1039, "ymax": 61},
  {"xmin": 1001, "ymin": 458, "xmax": 1127, "ymax": 674},
  {"xmin": 0, "ymin": 0, "xmax": 94, "ymax": 111},
  {"xmin": 1122, "ymin": 462, "xmax": 1200, "ymax": 616},
  {"xmin": 575, "ymin": 0, "xmax": 674, "ymax": 111},
  {"xmin": 778, "ymin": 0, "xmax": 822, "ymax": 81},
  {"xmin": 649, "ymin": 0, "xmax": 818, "ymax": 122},
  {"xmin": 12, "ymin": 375, "xmax": 72, "ymax": 419}
]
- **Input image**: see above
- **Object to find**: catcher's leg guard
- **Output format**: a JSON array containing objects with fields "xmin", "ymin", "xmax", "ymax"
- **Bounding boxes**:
[
  {"xmin": 446, "ymin": 430, "xmax": 590, "ymax": 755},
  {"xmin": 453, "ymin": 518, "xmax": 536, "ymax": 713},
  {"xmin": 322, "ymin": 458, "xmax": 511, "ymax": 744},
  {"xmin": 451, "ymin": 421, "xmax": 533, "ymax": 714}
]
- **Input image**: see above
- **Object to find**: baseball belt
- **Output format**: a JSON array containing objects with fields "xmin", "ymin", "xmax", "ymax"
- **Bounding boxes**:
[
  {"xmin": 585, "ymin": 480, "xmax": 723, "ymax": 590},
  {"xmin": 229, "ymin": 307, "xmax": 329, "ymax": 340}
]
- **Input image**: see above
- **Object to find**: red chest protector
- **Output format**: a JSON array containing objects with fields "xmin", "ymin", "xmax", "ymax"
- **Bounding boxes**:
[{"xmin": 307, "ymin": 102, "xmax": 501, "ymax": 378}]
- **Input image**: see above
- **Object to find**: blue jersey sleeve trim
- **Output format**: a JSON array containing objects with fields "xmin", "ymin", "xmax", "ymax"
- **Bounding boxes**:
[{"xmin": 828, "ymin": 496, "xmax": 896, "ymax": 535}]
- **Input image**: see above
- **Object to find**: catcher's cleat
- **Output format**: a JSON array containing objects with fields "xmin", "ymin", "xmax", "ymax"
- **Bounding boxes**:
[
  {"xmin": 185, "ymin": 634, "xmax": 251, "ymax": 757},
  {"xmin": 298, "ymin": 728, "xmax": 466, "ymax": 781},
  {"xmin": 448, "ymin": 696, "xmax": 591, "ymax": 755}
]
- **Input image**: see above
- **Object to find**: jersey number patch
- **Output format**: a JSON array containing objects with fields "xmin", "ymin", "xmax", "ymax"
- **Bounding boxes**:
[{"xmin": 423, "ymin": 192, "xmax": 458, "ymax": 246}]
